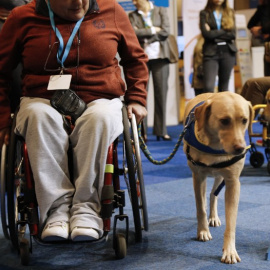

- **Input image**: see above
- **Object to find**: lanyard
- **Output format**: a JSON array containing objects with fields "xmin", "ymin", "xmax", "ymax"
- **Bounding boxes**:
[{"xmin": 47, "ymin": 0, "xmax": 84, "ymax": 71}]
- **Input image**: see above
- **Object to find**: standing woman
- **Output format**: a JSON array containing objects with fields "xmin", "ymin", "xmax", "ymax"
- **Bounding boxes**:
[
  {"xmin": 200, "ymin": 0, "xmax": 237, "ymax": 93},
  {"xmin": 129, "ymin": 0, "xmax": 171, "ymax": 141}
]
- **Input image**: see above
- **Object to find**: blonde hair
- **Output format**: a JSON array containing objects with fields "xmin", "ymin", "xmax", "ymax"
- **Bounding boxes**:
[{"xmin": 204, "ymin": 0, "xmax": 235, "ymax": 30}]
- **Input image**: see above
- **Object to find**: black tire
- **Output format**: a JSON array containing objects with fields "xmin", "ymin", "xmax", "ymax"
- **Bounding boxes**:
[
  {"xmin": 130, "ymin": 114, "xmax": 148, "ymax": 232},
  {"xmin": 20, "ymin": 238, "xmax": 30, "ymax": 266},
  {"xmin": 122, "ymin": 106, "xmax": 142, "ymax": 242},
  {"xmin": 0, "ymin": 143, "xmax": 10, "ymax": 240},
  {"xmin": 250, "ymin": 152, "xmax": 264, "ymax": 168},
  {"xmin": 6, "ymin": 116, "xmax": 20, "ymax": 250},
  {"xmin": 115, "ymin": 233, "xmax": 127, "ymax": 259}
]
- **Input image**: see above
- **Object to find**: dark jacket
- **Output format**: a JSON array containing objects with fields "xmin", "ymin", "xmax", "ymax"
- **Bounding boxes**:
[
  {"xmin": 247, "ymin": 4, "xmax": 270, "ymax": 41},
  {"xmin": 129, "ymin": 5, "xmax": 172, "ymax": 62},
  {"xmin": 199, "ymin": 9, "xmax": 237, "ymax": 57},
  {"xmin": 0, "ymin": 0, "xmax": 30, "ymax": 10}
]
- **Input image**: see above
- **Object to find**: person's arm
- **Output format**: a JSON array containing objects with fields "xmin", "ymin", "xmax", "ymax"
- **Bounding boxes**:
[
  {"xmin": 0, "ymin": 9, "xmax": 21, "ymax": 131},
  {"xmin": 247, "ymin": 5, "xmax": 262, "ymax": 29},
  {"xmin": 128, "ymin": 11, "xmax": 155, "ymax": 41},
  {"xmin": 150, "ymin": 6, "xmax": 170, "ymax": 42},
  {"xmin": 116, "ymin": 2, "xmax": 148, "ymax": 122},
  {"xmin": 260, "ymin": 6, "xmax": 270, "ymax": 36},
  {"xmin": 200, "ymin": 10, "xmax": 227, "ymax": 40},
  {"xmin": 129, "ymin": 6, "xmax": 170, "ymax": 44},
  {"xmin": 200, "ymin": 10, "xmax": 235, "ymax": 42}
]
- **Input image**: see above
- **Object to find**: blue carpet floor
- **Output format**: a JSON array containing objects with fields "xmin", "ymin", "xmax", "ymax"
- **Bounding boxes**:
[{"xmin": 0, "ymin": 124, "xmax": 269, "ymax": 269}]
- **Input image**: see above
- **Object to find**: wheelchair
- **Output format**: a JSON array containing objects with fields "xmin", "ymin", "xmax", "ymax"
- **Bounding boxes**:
[
  {"xmin": 0, "ymin": 105, "xmax": 148, "ymax": 265},
  {"xmin": 248, "ymin": 104, "xmax": 270, "ymax": 174}
]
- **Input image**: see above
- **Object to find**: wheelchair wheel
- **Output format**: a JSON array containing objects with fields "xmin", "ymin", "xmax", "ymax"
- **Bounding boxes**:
[
  {"xmin": 122, "ymin": 106, "xmax": 148, "ymax": 242},
  {"xmin": 1, "ymin": 143, "xmax": 10, "ymax": 240},
  {"xmin": 130, "ymin": 114, "xmax": 148, "ymax": 232},
  {"xmin": 19, "ymin": 238, "xmax": 30, "ymax": 266},
  {"xmin": 115, "ymin": 233, "xmax": 127, "ymax": 259},
  {"xmin": 6, "ymin": 120, "xmax": 23, "ymax": 250},
  {"xmin": 250, "ymin": 151, "xmax": 264, "ymax": 168}
]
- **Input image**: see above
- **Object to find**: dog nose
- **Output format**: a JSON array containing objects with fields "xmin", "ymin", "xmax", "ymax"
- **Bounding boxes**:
[{"xmin": 234, "ymin": 145, "xmax": 245, "ymax": 155}]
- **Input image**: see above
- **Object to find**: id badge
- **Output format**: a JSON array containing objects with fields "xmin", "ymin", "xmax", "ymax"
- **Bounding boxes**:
[{"xmin": 47, "ymin": 74, "xmax": 72, "ymax": 90}]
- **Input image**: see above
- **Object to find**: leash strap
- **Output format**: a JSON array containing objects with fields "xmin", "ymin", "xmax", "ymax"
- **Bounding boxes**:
[{"xmin": 138, "ymin": 113, "xmax": 195, "ymax": 165}]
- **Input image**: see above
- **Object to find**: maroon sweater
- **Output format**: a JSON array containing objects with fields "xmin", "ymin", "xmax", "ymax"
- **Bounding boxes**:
[{"xmin": 0, "ymin": 0, "xmax": 148, "ymax": 129}]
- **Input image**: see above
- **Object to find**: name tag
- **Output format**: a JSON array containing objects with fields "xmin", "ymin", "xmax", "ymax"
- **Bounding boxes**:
[{"xmin": 47, "ymin": 74, "xmax": 72, "ymax": 90}]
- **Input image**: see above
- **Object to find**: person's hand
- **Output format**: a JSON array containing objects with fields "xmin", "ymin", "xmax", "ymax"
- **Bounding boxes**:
[
  {"xmin": 0, "ymin": 127, "xmax": 10, "ymax": 148},
  {"xmin": 127, "ymin": 102, "xmax": 147, "ymax": 124},
  {"xmin": 263, "ymin": 33, "xmax": 270, "ymax": 40},
  {"xmin": 250, "ymin": 26, "xmax": 262, "ymax": 38},
  {"xmin": 205, "ymin": 23, "xmax": 210, "ymax": 31},
  {"xmin": 0, "ymin": 7, "xmax": 10, "ymax": 21},
  {"xmin": 154, "ymin": 27, "xmax": 161, "ymax": 32}
]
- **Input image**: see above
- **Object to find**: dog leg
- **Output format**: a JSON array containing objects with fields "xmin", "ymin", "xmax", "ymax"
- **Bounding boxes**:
[
  {"xmin": 193, "ymin": 173, "xmax": 212, "ymax": 241},
  {"xmin": 209, "ymin": 176, "xmax": 223, "ymax": 227},
  {"xmin": 221, "ymin": 179, "xmax": 241, "ymax": 264}
]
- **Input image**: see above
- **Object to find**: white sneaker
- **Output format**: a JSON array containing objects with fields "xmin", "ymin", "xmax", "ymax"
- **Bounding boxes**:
[
  {"xmin": 41, "ymin": 221, "xmax": 69, "ymax": 242},
  {"xmin": 71, "ymin": 227, "xmax": 99, "ymax": 242}
]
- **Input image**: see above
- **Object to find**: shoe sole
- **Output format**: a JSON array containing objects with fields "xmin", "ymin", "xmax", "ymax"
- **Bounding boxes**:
[
  {"xmin": 42, "ymin": 236, "xmax": 69, "ymax": 242},
  {"xmin": 71, "ymin": 235, "xmax": 98, "ymax": 242}
]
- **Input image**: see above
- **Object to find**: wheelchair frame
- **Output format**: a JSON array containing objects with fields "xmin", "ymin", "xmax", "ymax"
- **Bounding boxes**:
[
  {"xmin": 0, "ymin": 105, "xmax": 148, "ymax": 265},
  {"xmin": 248, "ymin": 104, "xmax": 270, "ymax": 174}
]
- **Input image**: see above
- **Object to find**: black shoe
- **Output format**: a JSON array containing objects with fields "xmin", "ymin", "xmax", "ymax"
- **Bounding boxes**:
[{"xmin": 156, "ymin": 135, "xmax": 172, "ymax": 141}]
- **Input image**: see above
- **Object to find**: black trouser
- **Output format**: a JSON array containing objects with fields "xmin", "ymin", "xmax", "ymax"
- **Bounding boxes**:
[
  {"xmin": 203, "ymin": 45, "xmax": 236, "ymax": 92},
  {"xmin": 144, "ymin": 59, "xmax": 169, "ymax": 136}
]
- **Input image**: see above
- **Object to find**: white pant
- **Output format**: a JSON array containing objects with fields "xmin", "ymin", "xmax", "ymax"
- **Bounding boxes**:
[{"xmin": 15, "ymin": 97, "xmax": 123, "ymax": 236}]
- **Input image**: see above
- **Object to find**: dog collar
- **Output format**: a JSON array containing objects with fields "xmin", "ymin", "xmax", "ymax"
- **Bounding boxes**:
[{"xmin": 184, "ymin": 102, "xmax": 226, "ymax": 155}]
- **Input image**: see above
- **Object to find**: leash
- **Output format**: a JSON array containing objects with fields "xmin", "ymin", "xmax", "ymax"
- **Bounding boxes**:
[{"xmin": 137, "ymin": 112, "xmax": 195, "ymax": 165}]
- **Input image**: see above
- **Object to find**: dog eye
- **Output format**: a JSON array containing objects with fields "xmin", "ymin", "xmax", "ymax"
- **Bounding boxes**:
[
  {"xmin": 242, "ymin": 118, "xmax": 248, "ymax": 125},
  {"xmin": 220, "ymin": 118, "xmax": 230, "ymax": 126}
]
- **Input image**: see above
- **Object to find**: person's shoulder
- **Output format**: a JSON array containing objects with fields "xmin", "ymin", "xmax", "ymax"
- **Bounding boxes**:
[
  {"xmin": 199, "ymin": 9, "xmax": 209, "ymax": 17},
  {"xmin": 200, "ymin": 9, "xmax": 208, "ymax": 15},
  {"xmin": 11, "ymin": 0, "xmax": 35, "ymax": 18}
]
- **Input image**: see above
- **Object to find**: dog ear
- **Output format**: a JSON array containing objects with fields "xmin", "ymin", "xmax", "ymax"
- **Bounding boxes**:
[
  {"xmin": 247, "ymin": 101, "xmax": 254, "ymax": 135},
  {"xmin": 194, "ymin": 100, "xmax": 212, "ymax": 131}
]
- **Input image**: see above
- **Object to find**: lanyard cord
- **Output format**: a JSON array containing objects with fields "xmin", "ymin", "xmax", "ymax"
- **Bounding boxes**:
[{"xmin": 46, "ymin": 0, "xmax": 84, "ymax": 70}]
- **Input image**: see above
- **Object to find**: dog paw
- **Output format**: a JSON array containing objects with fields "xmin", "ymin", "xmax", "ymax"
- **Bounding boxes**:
[
  {"xmin": 208, "ymin": 216, "xmax": 221, "ymax": 227},
  {"xmin": 221, "ymin": 249, "xmax": 241, "ymax": 264},
  {"xmin": 197, "ymin": 230, "xmax": 212, "ymax": 242}
]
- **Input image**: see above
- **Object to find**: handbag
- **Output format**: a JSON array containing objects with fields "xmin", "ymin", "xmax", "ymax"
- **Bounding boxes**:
[
  {"xmin": 265, "ymin": 41, "xmax": 270, "ymax": 63},
  {"xmin": 167, "ymin": 34, "xmax": 179, "ymax": 64},
  {"xmin": 50, "ymin": 89, "xmax": 87, "ymax": 122}
]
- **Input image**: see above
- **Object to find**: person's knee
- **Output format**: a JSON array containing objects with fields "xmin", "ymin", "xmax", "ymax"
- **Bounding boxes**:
[{"xmin": 17, "ymin": 99, "xmax": 63, "ymax": 135}]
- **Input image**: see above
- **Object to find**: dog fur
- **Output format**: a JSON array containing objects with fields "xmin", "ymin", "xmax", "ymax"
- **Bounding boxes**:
[{"xmin": 183, "ymin": 92, "xmax": 254, "ymax": 264}]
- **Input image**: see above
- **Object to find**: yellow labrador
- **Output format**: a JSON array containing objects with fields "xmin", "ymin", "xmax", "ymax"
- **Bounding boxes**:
[{"xmin": 183, "ymin": 92, "xmax": 254, "ymax": 264}]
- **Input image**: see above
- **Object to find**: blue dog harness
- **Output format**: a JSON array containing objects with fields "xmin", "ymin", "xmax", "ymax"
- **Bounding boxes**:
[{"xmin": 184, "ymin": 102, "xmax": 227, "ymax": 155}]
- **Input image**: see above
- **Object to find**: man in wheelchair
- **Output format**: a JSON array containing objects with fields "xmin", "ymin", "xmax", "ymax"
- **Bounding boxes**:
[{"xmin": 0, "ymin": 0, "xmax": 148, "ymax": 242}]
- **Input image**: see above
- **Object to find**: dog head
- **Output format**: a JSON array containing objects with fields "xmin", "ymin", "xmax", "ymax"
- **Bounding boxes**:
[{"xmin": 194, "ymin": 92, "xmax": 254, "ymax": 155}]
